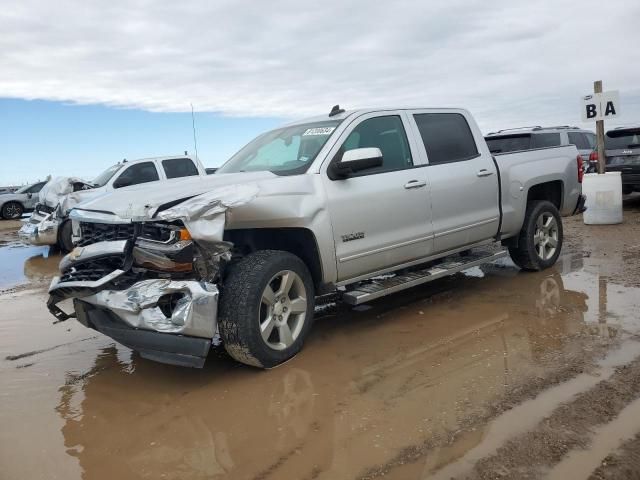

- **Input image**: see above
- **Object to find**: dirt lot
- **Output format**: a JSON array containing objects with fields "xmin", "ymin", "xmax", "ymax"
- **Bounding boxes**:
[{"xmin": 1, "ymin": 197, "xmax": 640, "ymax": 480}]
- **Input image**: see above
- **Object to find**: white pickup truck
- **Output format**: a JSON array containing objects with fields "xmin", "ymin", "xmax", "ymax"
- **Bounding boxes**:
[
  {"xmin": 19, "ymin": 154, "xmax": 207, "ymax": 251},
  {"xmin": 46, "ymin": 107, "xmax": 586, "ymax": 368}
]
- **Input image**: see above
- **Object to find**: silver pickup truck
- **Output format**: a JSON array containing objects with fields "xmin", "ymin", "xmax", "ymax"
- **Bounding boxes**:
[{"xmin": 47, "ymin": 107, "xmax": 586, "ymax": 368}]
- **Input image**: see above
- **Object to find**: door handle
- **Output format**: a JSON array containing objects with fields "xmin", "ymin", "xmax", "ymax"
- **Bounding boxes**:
[
  {"xmin": 404, "ymin": 180, "xmax": 427, "ymax": 189},
  {"xmin": 477, "ymin": 169, "xmax": 494, "ymax": 177}
]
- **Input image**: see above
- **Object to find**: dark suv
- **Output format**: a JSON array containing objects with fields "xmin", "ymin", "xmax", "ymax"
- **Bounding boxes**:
[{"xmin": 604, "ymin": 126, "xmax": 640, "ymax": 194}]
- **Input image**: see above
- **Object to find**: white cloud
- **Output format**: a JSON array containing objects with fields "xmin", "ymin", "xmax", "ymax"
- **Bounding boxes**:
[{"xmin": 1, "ymin": 0, "xmax": 639, "ymax": 131}]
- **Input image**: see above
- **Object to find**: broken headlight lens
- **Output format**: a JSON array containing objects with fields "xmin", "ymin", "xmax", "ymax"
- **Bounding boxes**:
[{"xmin": 133, "ymin": 227, "xmax": 195, "ymax": 272}]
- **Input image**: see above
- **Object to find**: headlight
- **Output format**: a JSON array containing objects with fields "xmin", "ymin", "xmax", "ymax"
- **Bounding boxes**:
[{"xmin": 133, "ymin": 227, "xmax": 195, "ymax": 272}]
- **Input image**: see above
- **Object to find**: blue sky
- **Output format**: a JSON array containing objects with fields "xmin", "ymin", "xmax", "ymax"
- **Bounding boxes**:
[{"xmin": 1, "ymin": 98, "xmax": 282, "ymax": 185}]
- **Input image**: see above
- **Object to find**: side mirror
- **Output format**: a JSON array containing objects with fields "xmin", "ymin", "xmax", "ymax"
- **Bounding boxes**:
[
  {"xmin": 330, "ymin": 147, "xmax": 383, "ymax": 179},
  {"xmin": 113, "ymin": 177, "xmax": 132, "ymax": 189},
  {"xmin": 27, "ymin": 193, "xmax": 33, "ymax": 199}
]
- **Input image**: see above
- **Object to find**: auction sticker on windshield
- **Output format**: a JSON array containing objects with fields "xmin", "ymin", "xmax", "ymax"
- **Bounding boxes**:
[{"xmin": 303, "ymin": 127, "xmax": 335, "ymax": 136}]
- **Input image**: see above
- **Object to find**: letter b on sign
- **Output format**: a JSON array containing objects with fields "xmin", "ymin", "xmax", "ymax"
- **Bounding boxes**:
[{"xmin": 586, "ymin": 103, "xmax": 597, "ymax": 119}]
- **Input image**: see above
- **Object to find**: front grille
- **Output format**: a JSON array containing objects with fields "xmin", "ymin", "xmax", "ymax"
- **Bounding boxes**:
[
  {"xmin": 78, "ymin": 223, "xmax": 135, "ymax": 247},
  {"xmin": 35, "ymin": 203, "xmax": 55, "ymax": 215},
  {"xmin": 60, "ymin": 255, "xmax": 126, "ymax": 283},
  {"xmin": 78, "ymin": 222, "xmax": 174, "ymax": 247}
]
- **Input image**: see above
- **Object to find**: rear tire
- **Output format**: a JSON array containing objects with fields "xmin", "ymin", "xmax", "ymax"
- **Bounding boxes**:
[
  {"xmin": 509, "ymin": 200, "xmax": 563, "ymax": 271},
  {"xmin": 1, "ymin": 202, "xmax": 23, "ymax": 220},
  {"xmin": 58, "ymin": 220, "xmax": 74, "ymax": 252},
  {"xmin": 218, "ymin": 250, "xmax": 315, "ymax": 368}
]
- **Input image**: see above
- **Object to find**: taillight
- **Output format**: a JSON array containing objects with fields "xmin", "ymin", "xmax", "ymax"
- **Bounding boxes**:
[
  {"xmin": 589, "ymin": 151, "xmax": 598, "ymax": 162},
  {"xmin": 577, "ymin": 155, "xmax": 584, "ymax": 183}
]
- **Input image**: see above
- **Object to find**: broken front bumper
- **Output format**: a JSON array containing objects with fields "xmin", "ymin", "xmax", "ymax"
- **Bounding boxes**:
[
  {"xmin": 19, "ymin": 211, "xmax": 60, "ymax": 246},
  {"xmin": 48, "ymin": 239, "xmax": 220, "ymax": 368}
]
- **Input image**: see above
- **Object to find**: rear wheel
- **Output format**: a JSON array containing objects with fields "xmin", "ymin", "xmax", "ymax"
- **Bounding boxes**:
[
  {"xmin": 509, "ymin": 200, "xmax": 563, "ymax": 271},
  {"xmin": 218, "ymin": 250, "xmax": 315, "ymax": 368},
  {"xmin": 1, "ymin": 202, "xmax": 23, "ymax": 219}
]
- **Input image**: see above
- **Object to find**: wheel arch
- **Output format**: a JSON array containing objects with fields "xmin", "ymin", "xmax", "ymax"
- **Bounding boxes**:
[{"xmin": 224, "ymin": 227, "xmax": 330, "ymax": 294}]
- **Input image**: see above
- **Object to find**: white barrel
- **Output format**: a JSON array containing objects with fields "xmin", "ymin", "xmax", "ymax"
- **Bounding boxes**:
[{"xmin": 582, "ymin": 172, "xmax": 623, "ymax": 224}]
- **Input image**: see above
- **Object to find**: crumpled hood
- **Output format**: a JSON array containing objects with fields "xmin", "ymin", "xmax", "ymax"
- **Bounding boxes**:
[
  {"xmin": 73, "ymin": 171, "xmax": 276, "ymax": 220},
  {"xmin": 39, "ymin": 176, "xmax": 97, "ymax": 212}
]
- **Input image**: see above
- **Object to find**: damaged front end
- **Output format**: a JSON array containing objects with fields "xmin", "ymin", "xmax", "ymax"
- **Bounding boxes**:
[
  {"xmin": 19, "ymin": 204, "xmax": 60, "ymax": 246},
  {"xmin": 47, "ymin": 184, "xmax": 258, "ymax": 368}
]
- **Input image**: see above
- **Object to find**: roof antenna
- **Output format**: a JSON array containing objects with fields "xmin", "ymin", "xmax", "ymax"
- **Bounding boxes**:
[
  {"xmin": 329, "ymin": 104, "xmax": 345, "ymax": 117},
  {"xmin": 190, "ymin": 103, "xmax": 199, "ymax": 159}
]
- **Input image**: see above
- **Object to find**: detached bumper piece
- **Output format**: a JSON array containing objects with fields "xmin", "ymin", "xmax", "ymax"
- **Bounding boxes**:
[{"xmin": 75, "ymin": 300, "xmax": 212, "ymax": 368}]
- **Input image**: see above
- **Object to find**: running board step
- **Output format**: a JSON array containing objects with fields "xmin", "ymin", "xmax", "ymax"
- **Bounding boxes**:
[{"xmin": 342, "ymin": 249, "xmax": 508, "ymax": 305}]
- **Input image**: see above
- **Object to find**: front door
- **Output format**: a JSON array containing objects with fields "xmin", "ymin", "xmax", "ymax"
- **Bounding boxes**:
[{"xmin": 322, "ymin": 112, "xmax": 433, "ymax": 282}]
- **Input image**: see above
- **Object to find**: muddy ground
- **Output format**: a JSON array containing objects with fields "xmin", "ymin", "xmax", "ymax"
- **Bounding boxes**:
[{"xmin": 1, "ymin": 198, "xmax": 640, "ymax": 480}]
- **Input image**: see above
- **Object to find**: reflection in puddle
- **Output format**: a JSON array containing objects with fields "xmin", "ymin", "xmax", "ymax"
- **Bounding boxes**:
[{"xmin": 0, "ymin": 244, "xmax": 62, "ymax": 289}]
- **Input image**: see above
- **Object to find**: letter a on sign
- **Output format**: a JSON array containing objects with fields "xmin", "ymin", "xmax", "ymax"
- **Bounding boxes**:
[{"xmin": 581, "ymin": 91, "xmax": 620, "ymax": 121}]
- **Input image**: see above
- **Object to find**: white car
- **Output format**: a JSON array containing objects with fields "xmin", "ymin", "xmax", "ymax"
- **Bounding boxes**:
[
  {"xmin": 20, "ymin": 154, "xmax": 207, "ymax": 250},
  {"xmin": 0, "ymin": 181, "xmax": 48, "ymax": 219}
]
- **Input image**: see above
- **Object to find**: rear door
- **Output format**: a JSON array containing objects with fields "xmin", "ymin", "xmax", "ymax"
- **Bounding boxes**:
[
  {"xmin": 408, "ymin": 110, "xmax": 500, "ymax": 253},
  {"xmin": 321, "ymin": 111, "xmax": 433, "ymax": 281}
]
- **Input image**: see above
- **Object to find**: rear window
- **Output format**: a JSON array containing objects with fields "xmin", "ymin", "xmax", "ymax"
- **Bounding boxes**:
[
  {"xmin": 605, "ymin": 129, "xmax": 640, "ymax": 150},
  {"xmin": 532, "ymin": 133, "xmax": 561, "ymax": 148},
  {"xmin": 413, "ymin": 113, "xmax": 479, "ymax": 164},
  {"xmin": 568, "ymin": 132, "xmax": 591, "ymax": 150},
  {"xmin": 485, "ymin": 134, "xmax": 532, "ymax": 153},
  {"xmin": 162, "ymin": 158, "xmax": 199, "ymax": 179}
]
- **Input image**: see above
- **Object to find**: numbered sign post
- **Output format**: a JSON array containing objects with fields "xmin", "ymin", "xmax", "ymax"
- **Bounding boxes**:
[
  {"xmin": 581, "ymin": 82, "xmax": 620, "ymax": 174},
  {"xmin": 581, "ymin": 81, "xmax": 624, "ymax": 225}
]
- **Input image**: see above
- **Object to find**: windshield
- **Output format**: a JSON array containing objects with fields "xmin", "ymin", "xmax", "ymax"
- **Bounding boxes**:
[
  {"xmin": 92, "ymin": 163, "xmax": 123, "ymax": 187},
  {"xmin": 485, "ymin": 134, "xmax": 532, "ymax": 153},
  {"xmin": 14, "ymin": 184, "xmax": 31, "ymax": 194},
  {"xmin": 217, "ymin": 120, "xmax": 342, "ymax": 175},
  {"xmin": 605, "ymin": 128, "xmax": 640, "ymax": 150}
]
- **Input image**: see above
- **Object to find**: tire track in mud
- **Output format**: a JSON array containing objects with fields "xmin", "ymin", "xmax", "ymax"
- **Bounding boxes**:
[
  {"xmin": 356, "ymin": 336, "xmax": 640, "ymax": 480},
  {"xmin": 356, "ymin": 334, "xmax": 619, "ymax": 480},
  {"xmin": 461, "ymin": 350, "xmax": 640, "ymax": 479},
  {"xmin": 587, "ymin": 433, "xmax": 640, "ymax": 480}
]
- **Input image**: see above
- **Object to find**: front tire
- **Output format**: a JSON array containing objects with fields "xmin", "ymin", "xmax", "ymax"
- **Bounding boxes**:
[
  {"xmin": 509, "ymin": 200, "xmax": 563, "ymax": 271},
  {"xmin": 58, "ymin": 220, "xmax": 74, "ymax": 252},
  {"xmin": 1, "ymin": 202, "xmax": 23, "ymax": 220},
  {"xmin": 218, "ymin": 250, "xmax": 315, "ymax": 368}
]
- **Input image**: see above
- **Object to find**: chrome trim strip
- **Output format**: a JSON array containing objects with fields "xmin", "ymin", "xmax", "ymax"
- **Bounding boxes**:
[
  {"xmin": 433, "ymin": 217, "xmax": 499, "ymax": 239},
  {"xmin": 49, "ymin": 269, "xmax": 126, "ymax": 293},
  {"xmin": 338, "ymin": 234, "xmax": 435, "ymax": 263},
  {"xmin": 60, "ymin": 240, "xmax": 128, "ymax": 272},
  {"xmin": 70, "ymin": 209, "xmax": 132, "ymax": 224}
]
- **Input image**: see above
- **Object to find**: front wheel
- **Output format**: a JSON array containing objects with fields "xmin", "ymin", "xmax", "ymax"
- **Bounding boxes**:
[
  {"xmin": 218, "ymin": 250, "xmax": 315, "ymax": 368},
  {"xmin": 509, "ymin": 200, "xmax": 563, "ymax": 271},
  {"xmin": 57, "ymin": 220, "xmax": 74, "ymax": 252}
]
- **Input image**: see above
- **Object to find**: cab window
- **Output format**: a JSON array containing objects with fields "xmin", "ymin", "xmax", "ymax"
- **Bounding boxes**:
[
  {"xmin": 162, "ymin": 158, "xmax": 199, "ymax": 179},
  {"xmin": 338, "ymin": 115, "xmax": 413, "ymax": 174},
  {"xmin": 113, "ymin": 162, "xmax": 160, "ymax": 188}
]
